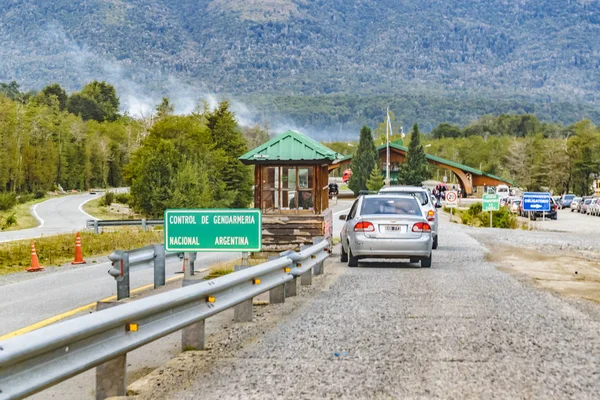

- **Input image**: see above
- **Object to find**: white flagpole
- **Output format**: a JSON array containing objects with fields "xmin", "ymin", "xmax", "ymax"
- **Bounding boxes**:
[{"xmin": 386, "ymin": 108, "xmax": 390, "ymax": 187}]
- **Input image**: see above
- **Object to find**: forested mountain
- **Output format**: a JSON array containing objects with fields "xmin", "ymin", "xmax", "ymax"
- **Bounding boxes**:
[{"xmin": 1, "ymin": 0, "xmax": 599, "ymax": 137}]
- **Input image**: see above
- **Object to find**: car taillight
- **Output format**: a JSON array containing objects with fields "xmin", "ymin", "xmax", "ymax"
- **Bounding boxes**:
[
  {"xmin": 412, "ymin": 222, "xmax": 432, "ymax": 232},
  {"xmin": 427, "ymin": 210, "xmax": 435, "ymax": 221},
  {"xmin": 354, "ymin": 221, "xmax": 375, "ymax": 232},
  {"xmin": 554, "ymin": 204, "xmax": 558, "ymax": 211}
]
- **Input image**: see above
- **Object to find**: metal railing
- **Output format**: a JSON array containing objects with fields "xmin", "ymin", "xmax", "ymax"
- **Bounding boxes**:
[
  {"xmin": 87, "ymin": 219, "xmax": 164, "ymax": 233},
  {"xmin": 106, "ymin": 244, "xmax": 184, "ymax": 299},
  {"xmin": 0, "ymin": 239, "xmax": 329, "ymax": 400}
]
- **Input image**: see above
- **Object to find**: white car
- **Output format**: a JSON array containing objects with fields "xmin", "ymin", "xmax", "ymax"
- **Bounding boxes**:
[{"xmin": 378, "ymin": 186, "xmax": 440, "ymax": 249}]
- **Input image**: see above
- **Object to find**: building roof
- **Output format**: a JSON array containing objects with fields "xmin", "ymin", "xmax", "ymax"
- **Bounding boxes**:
[
  {"xmin": 336, "ymin": 142, "xmax": 515, "ymax": 185},
  {"xmin": 239, "ymin": 130, "xmax": 340, "ymax": 165}
]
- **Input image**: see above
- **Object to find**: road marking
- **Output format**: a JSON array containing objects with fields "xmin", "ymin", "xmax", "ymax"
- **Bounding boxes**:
[
  {"xmin": 78, "ymin": 195, "xmax": 100, "ymax": 221},
  {"xmin": 31, "ymin": 202, "xmax": 44, "ymax": 228},
  {"xmin": 0, "ymin": 267, "xmax": 214, "ymax": 341}
]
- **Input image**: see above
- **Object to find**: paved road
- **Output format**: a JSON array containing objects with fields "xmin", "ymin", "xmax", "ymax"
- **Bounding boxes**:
[
  {"xmin": 529, "ymin": 208, "xmax": 600, "ymax": 235},
  {"xmin": 0, "ymin": 252, "xmax": 238, "ymax": 337},
  {"xmin": 141, "ymin": 215, "xmax": 600, "ymax": 399},
  {"xmin": 0, "ymin": 193, "xmax": 98, "ymax": 243}
]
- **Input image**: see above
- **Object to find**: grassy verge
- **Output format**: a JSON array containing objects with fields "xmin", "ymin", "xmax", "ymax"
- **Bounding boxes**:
[
  {"xmin": 0, "ymin": 197, "xmax": 49, "ymax": 232},
  {"xmin": 0, "ymin": 228, "xmax": 163, "ymax": 275},
  {"xmin": 83, "ymin": 197, "xmax": 138, "ymax": 220},
  {"xmin": 204, "ymin": 257, "xmax": 268, "ymax": 280},
  {"xmin": 444, "ymin": 203, "xmax": 518, "ymax": 229}
]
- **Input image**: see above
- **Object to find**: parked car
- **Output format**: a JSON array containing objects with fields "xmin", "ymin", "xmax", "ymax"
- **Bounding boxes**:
[
  {"xmin": 339, "ymin": 194, "xmax": 433, "ymax": 268},
  {"xmin": 560, "ymin": 194, "xmax": 576, "ymax": 209},
  {"xmin": 570, "ymin": 197, "xmax": 582, "ymax": 212},
  {"xmin": 580, "ymin": 198, "xmax": 593, "ymax": 214},
  {"xmin": 509, "ymin": 199, "xmax": 521, "ymax": 214},
  {"xmin": 378, "ymin": 186, "xmax": 440, "ymax": 250},
  {"xmin": 587, "ymin": 198, "xmax": 599, "ymax": 216}
]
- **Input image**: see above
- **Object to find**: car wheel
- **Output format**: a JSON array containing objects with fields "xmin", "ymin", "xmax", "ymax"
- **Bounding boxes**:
[
  {"xmin": 340, "ymin": 242, "xmax": 348, "ymax": 263},
  {"xmin": 421, "ymin": 254, "xmax": 432, "ymax": 268},
  {"xmin": 432, "ymin": 235, "xmax": 438, "ymax": 250},
  {"xmin": 348, "ymin": 246, "xmax": 359, "ymax": 268}
]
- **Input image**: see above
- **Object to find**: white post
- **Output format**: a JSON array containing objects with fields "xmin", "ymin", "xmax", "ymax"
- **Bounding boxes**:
[
  {"xmin": 385, "ymin": 108, "xmax": 390, "ymax": 187},
  {"xmin": 490, "ymin": 211, "xmax": 493, "ymax": 228}
]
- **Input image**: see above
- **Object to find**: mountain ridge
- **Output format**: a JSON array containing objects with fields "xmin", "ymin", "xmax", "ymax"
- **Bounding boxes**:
[{"xmin": 1, "ymin": 0, "xmax": 599, "ymax": 137}]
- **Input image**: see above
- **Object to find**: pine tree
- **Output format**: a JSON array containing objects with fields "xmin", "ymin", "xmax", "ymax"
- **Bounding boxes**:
[
  {"xmin": 205, "ymin": 102, "xmax": 253, "ymax": 208},
  {"xmin": 348, "ymin": 126, "xmax": 378, "ymax": 196},
  {"xmin": 366, "ymin": 163, "xmax": 385, "ymax": 192},
  {"xmin": 399, "ymin": 124, "xmax": 431, "ymax": 186}
]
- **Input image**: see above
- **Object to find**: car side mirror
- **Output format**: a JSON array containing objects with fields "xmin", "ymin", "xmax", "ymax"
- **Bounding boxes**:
[{"xmin": 339, "ymin": 215, "xmax": 347, "ymax": 220}]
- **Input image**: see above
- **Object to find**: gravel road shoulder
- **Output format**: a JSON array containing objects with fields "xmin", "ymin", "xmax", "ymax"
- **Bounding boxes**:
[{"xmin": 131, "ymin": 219, "xmax": 600, "ymax": 399}]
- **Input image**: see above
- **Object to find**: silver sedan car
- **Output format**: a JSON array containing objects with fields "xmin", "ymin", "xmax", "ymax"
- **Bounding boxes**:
[{"xmin": 340, "ymin": 195, "xmax": 433, "ymax": 268}]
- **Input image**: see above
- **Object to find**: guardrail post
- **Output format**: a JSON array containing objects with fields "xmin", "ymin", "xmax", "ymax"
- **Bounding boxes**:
[
  {"xmin": 280, "ymin": 251, "xmax": 297, "ymax": 297},
  {"xmin": 267, "ymin": 255, "xmax": 285, "ymax": 304},
  {"xmin": 181, "ymin": 278, "xmax": 205, "ymax": 350},
  {"xmin": 94, "ymin": 220, "xmax": 99, "ymax": 234},
  {"xmin": 108, "ymin": 250, "xmax": 130, "ymax": 300},
  {"xmin": 298, "ymin": 244, "xmax": 312, "ymax": 286},
  {"xmin": 153, "ymin": 244, "xmax": 166, "ymax": 288},
  {"xmin": 313, "ymin": 237, "xmax": 324, "ymax": 275},
  {"xmin": 141, "ymin": 218, "xmax": 147, "ymax": 232},
  {"xmin": 233, "ymin": 263, "xmax": 253, "ymax": 322},
  {"xmin": 95, "ymin": 301, "xmax": 126, "ymax": 399},
  {"xmin": 183, "ymin": 252, "xmax": 196, "ymax": 278}
]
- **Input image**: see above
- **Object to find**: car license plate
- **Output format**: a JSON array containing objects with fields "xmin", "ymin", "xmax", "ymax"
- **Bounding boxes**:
[{"xmin": 384, "ymin": 225, "xmax": 405, "ymax": 232}]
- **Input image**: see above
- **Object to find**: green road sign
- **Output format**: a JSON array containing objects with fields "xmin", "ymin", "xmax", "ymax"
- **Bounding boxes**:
[
  {"xmin": 164, "ymin": 209, "xmax": 262, "ymax": 252},
  {"xmin": 482, "ymin": 194, "xmax": 500, "ymax": 212}
]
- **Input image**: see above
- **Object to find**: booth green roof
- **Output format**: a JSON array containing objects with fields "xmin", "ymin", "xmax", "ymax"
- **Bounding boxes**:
[{"xmin": 239, "ymin": 130, "xmax": 340, "ymax": 165}]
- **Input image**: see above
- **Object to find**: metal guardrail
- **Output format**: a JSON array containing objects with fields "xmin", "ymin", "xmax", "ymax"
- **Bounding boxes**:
[
  {"xmin": 0, "ymin": 240, "xmax": 329, "ymax": 400},
  {"xmin": 106, "ymin": 244, "xmax": 184, "ymax": 300},
  {"xmin": 86, "ymin": 219, "xmax": 164, "ymax": 233}
]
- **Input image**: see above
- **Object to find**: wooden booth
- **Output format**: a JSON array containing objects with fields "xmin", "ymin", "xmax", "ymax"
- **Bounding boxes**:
[{"xmin": 239, "ymin": 130, "xmax": 339, "ymax": 251}]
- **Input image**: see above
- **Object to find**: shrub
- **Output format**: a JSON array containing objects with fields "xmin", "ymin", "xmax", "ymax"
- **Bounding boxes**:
[
  {"xmin": 17, "ymin": 194, "xmax": 35, "ymax": 204},
  {"xmin": 115, "ymin": 193, "xmax": 130, "ymax": 205},
  {"xmin": 0, "ymin": 192, "xmax": 17, "ymax": 211},
  {"xmin": 467, "ymin": 202, "xmax": 482, "ymax": 216},
  {"xmin": 34, "ymin": 190, "xmax": 46, "ymax": 199},
  {"xmin": 4, "ymin": 213, "xmax": 17, "ymax": 227},
  {"xmin": 102, "ymin": 191, "xmax": 115, "ymax": 207}
]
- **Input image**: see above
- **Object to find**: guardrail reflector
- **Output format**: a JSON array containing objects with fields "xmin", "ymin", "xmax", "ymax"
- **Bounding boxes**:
[
  {"xmin": 296, "ymin": 263, "xmax": 302, "ymax": 267},
  {"xmin": 252, "ymin": 278, "xmax": 261, "ymax": 285},
  {"xmin": 284, "ymin": 267, "xmax": 291, "ymax": 273},
  {"xmin": 126, "ymin": 323, "xmax": 139, "ymax": 332},
  {"xmin": 207, "ymin": 296, "xmax": 216, "ymax": 303},
  {"xmin": 311, "ymin": 255, "xmax": 316, "ymax": 259}
]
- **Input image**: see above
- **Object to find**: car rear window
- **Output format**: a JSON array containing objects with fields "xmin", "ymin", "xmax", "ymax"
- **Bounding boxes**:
[
  {"xmin": 360, "ymin": 197, "xmax": 422, "ymax": 216},
  {"xmin": 382, "ymin": 191, "xmax": 428, "ymax": 205},
  {"xmin": 564, "ymin": 195, "xmax": 575, "ymax": 200},
  {"xmin": 584, "ymin": 199, "xmax": 592, "ymax": 204}
]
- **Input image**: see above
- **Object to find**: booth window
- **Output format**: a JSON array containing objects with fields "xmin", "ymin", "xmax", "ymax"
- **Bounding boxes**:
[{"xmin": 261, "ymin": 166, "xmax": 315, "ymax": 213}]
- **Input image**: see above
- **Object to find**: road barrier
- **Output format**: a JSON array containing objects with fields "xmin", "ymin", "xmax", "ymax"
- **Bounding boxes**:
[
  {"xmin": 25, "ymin": 242, "xmax": 43, "ymax": 272},
  {"xmin": 86, "ymin": 218, "xmax": 164, "ymax": 233},
  {"xmin": 0, "ymin": 239, "xmax": 329, "ymax": 400},
  {"xmin": 107, "ymin": 244, "xmax": 183, "ymax": 299}
]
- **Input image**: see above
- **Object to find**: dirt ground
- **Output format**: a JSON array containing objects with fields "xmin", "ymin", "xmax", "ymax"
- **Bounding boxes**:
[{"xmin": 486, "ymin": 244, "xmax": 600, "ymax": 304}]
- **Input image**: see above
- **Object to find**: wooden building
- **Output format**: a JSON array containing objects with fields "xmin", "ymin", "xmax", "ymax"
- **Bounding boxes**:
[{"xmin": 239, "ymin": 130, "xmax": 339, "ymax": 251}]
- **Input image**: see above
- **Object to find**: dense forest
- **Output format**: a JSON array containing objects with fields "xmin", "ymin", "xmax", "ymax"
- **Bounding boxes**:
[
  {"xmin": 327, "ymin": 114, "xmax": 600, "ymax": 196},
  {"xmin": 0, "ymin": 1, "xmax": 599, "ymax": 137},
  {"xmin": 0, "ymin": 82, "xmax": 268, "ymax": 200}
]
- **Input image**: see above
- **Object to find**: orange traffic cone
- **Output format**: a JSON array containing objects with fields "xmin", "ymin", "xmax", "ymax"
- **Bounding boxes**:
[
  {"xmin": 72, "ymin": 232, "xmax": 86, "ymax": 265},
  {"xmin": 26, "ymin": 242, "xmax": 44, "ymax": 272}
]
